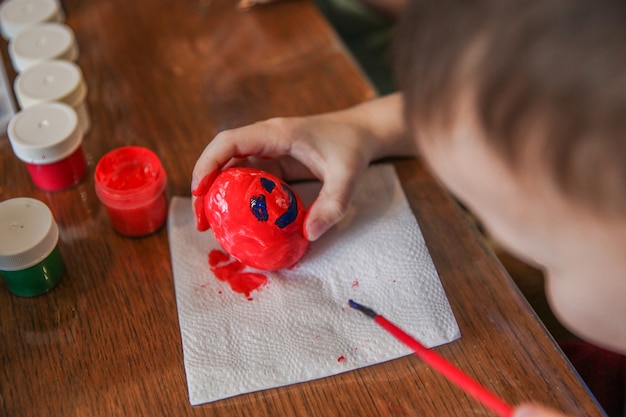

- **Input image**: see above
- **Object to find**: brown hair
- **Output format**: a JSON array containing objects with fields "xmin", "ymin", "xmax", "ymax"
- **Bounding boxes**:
[{"xmin": 394, "ymin": 0, "xmax": 626, "ymax": 216}]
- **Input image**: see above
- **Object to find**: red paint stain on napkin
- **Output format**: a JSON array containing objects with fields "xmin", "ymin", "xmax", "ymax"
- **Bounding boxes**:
[{"xmin": 208, "ymin": 249, "xmax": 268, "ymax": 299}]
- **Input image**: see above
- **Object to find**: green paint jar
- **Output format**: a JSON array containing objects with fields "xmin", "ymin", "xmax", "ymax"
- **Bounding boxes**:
[{"xmin": 0, "ymin": 197, "xmax": 64, "ymax": 297}]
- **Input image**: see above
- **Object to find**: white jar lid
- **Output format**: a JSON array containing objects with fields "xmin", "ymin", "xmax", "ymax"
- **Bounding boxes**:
[
  {"xmin": 9, "ymin": 23, "xmax": 78, "ymax": 72},
  {"xmin": 14, "ymin": 59, "xmax": 86, "ymax": 108},
  {"xmin": 0, "ymin": 197, "xmax": 59, "ymax": 271},
  {"xmin": 0, "ymin": 0, "xmax": 63, "ymax": 40},
  {"xmin": 7, "ymin": 102, "xmax": 81, "ymax": 164}
]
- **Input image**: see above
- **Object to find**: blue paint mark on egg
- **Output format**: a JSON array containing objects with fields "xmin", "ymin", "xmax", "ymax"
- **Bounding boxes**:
[
  {"xmin": 260, "ymin": 177, "xmax": 276, "ymax": 193},
  {"xmin": 274, "ymin": 184, "xmax": 298, "ymax": 229},
  {"xmin": 250, "ymin": 195, "xmax": 269, "ymax": 222}
]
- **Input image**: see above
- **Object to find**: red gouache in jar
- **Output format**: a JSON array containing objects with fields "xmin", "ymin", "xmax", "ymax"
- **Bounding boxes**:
[
  {"xmin": 7, "ymin": 102, "xmax": 86, "ymax": 191},
  {"xmin": 24, "ymin": 145, "xmax": 86, "ymax": 191},
  {"xmin": 95, "ymin": 146, "xmax": 168, "ymax": 237}
]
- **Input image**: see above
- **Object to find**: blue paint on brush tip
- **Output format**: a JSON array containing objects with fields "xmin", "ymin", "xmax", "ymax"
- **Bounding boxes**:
[{"xmin": 348, "ymin": 299, "xmax": 378, "ymax": 318}]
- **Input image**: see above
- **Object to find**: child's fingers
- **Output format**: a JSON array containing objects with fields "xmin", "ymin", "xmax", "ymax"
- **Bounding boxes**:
[
  {"xmin": 191, "ymin": 123, "xmax": 288, "ymax": 193},
  {"xmin": 304, "ymin": 173, "xmax": 358, "ymax": 241}
]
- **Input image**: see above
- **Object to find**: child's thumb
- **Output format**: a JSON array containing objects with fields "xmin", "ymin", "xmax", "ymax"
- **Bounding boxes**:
[{"xmin": 304, "ymin": 196, "xmax": 349, "ymax": 241}]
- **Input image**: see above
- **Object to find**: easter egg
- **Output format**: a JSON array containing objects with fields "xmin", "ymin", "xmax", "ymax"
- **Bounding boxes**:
[{"xmin": 203, "ymin": 167, "xmax": 309, "ymax": 271}]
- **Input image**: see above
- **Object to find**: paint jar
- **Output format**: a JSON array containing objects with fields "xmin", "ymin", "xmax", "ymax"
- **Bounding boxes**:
[
  {"xmin": 0, "ymin": 0, "xmax": 63, "ymax": 40},
  {"xmin": 94, "ymin": 146, "xmax": 168, "ymax": 237},
  {"xmin": 0, "ymin": 197, "xmax": 64, "ymax": 297},
  {"xmin": 9, "ymin": 22, "xmax": 78, "ymax": 72},
  {"xmin": 7, "ymin": 102, "xmax": 86, "ymax": 191},
  {"xmin": 14, "ymin": 59, "xmax": 90, "ymax": 135}
]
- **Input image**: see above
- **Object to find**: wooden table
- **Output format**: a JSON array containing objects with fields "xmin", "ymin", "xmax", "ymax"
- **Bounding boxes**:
[{"xmin": 0, "ymin": 1, "xmax": 605, "ymax": 416}]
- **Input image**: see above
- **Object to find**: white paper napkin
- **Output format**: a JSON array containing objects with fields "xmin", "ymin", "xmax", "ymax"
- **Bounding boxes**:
[{"xmin": 168, "ymin": 163, "xmax": 460, "ymax": 405}]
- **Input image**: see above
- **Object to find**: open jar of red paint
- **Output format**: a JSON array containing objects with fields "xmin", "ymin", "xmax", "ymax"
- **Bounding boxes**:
[
  {"xmin": 7, "ymin": 102, "xmax": 86, "ymax": 191},
  {"xmin": 94, "ymin": 146, "xmax": 168, "ymax": 237}
]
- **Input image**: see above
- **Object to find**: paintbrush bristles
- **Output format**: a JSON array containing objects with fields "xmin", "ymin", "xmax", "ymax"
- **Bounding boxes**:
[{"xmin": 348, "ymin": 299, "xmax": 378, "ymax": 318}]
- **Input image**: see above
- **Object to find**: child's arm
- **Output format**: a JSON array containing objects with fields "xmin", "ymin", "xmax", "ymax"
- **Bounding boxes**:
[{"xmin": 191, "ymin": 93, "xmax": 413, "ymax": 240}]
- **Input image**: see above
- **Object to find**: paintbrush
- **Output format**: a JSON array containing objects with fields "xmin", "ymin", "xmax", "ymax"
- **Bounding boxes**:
[{"xmin": 348, "ymin": 299, "xmax": 514, "ymax": 417}]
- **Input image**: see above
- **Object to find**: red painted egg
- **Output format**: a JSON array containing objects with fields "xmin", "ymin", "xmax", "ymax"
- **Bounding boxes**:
[{"xmin": 203, "ymin": 167, "xmax": 309, "ymax": 270}]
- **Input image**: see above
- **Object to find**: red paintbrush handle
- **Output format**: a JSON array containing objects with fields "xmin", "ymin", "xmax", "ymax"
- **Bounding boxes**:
[{"xmin": 374, "ymin": 315, "xmax": 514, "ymax": 417}]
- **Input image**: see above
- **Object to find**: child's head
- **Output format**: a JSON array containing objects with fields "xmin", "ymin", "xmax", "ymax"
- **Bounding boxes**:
[{"xmin": 394, "ymin": 0, "xmax": 626, "ymax": 353}]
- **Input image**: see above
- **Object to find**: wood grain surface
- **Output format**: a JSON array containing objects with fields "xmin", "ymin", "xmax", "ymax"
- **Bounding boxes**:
[{"xmin": 0, "ymin": 1, "xmax": 604, "ymax": 416}]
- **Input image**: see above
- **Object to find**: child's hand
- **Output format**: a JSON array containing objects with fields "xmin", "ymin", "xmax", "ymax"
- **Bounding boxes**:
[
  {"xmin": 191, "ymin": 94, "xmax": 411, "ymax": 241},
  {"xmin": 514, "ymin": 404, "xmax": 574, "ymax": 417},
  {"xmin": 192, "ymin": 114, "xmax": 372, "ymax": 240}
]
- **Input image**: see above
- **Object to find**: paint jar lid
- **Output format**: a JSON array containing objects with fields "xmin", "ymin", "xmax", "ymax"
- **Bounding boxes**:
[
  {"xmin": 95, "ymin": 146, "xmax": 167, "ymax": 209},
  {"xmin": 14, "ymin": 59, "xmax": 87, "ymax": 109},
  {"xmin": 9, "ymin": 23, "xmax": 78, "ymax": 72},
  {"xmin": 0, "ymin": 197, "xmax": 59, "ymax": 271},
  {"xmin": 7, "ymin": 101, "xmax": 82, "ymax": 164},
  {"xmin": 0, "ymin": 0, "xmax": 63, "ymax": 40}
]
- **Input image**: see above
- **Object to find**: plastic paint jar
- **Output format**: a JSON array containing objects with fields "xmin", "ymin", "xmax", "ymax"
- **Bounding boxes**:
[
  {"xmin": 0, "ymin": 0, "xmax": 63, "ymax": 40},
  {"xmin": 0, "ymin": 197, "xmax": 64, "ymax": 297},
  {"xmin": 94, "ymin": 146, "xmax": 168, "ymax": 237},
  {"xmin": 14, "ymin": 59, "xmax": 90, "ymax": 135},
  {"xmin": 7, "ymin": 102, "xmax": 86, "ymax": 191},
  {"xmin": 9, "ymin": 22, "xmax": 78, "ymax": 72}
]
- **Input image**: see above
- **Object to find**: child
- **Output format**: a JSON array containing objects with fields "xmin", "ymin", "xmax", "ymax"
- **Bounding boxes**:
[{"xmin": 192, "ymin": 0, "xmax": 626, "ymax": 415}]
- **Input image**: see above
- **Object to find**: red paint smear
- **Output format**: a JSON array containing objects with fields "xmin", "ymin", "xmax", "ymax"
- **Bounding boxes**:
[
  {"xmin": 224, "ymin": 271, "xmax": 267, "ymax": 297},
  {"xmin": 193, "ymin": 171, "xmax": 220, "ymax": 231},
  {"xmin": 208, "ymin": 249, "xmax": 268, "ymax": 298},
  {"xmin": 194, "ymin": 196, "xmax": 210, "ymax": 231},
  {"xmin": 337, "ymin": 356, "xmax": 346, "ymax": 363},
  {"xmin": 192, "ymin": 171, "xmax": 217, "ymax": 197},
  {"xmin": 208, "ymin": 250, "xmax": 231, "ymax": 266},
  {"xmin": 351, "ymin": 280, "xmax": 359, "ymax": 289},
  {"xmin": 212, "ymin": 261, "xmax": 245, "ymax": 277}
]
